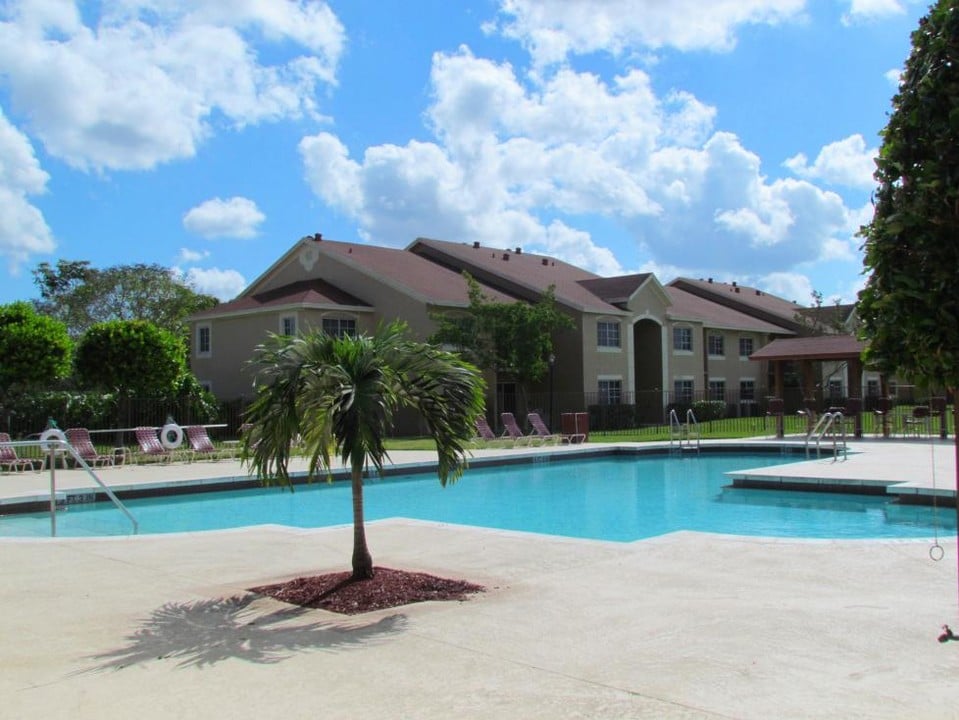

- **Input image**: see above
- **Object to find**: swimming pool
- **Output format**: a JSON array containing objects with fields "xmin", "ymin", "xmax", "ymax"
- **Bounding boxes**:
[{"xmin": 0, "ymin": 453, "xmax": 952, "ymax": 539}]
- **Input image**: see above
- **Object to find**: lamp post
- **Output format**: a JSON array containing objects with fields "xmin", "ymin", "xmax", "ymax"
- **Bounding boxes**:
[{"xmin": 548, "ymin": 353, "xmax": 556, "ymax": 429}]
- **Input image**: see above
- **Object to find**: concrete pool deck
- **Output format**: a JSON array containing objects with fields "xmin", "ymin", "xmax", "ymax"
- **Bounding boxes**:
[{"xmin": 1, "ymin": 439, "xmax": 958, "ymax": 719}]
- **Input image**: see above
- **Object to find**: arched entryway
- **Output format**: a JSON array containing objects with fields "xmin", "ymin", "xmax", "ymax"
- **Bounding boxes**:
[{"xmin": 633, "ymin": 318, "xmax": 663, "ymax": 423}]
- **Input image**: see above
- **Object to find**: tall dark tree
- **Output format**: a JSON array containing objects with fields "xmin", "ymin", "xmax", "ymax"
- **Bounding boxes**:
[
  {"xmin": 857, "ymin": 0, "xmax": 959, "ymax": 616},
  {"xmin": 243, "ymin": 321, "xmax": 485, "ymax": 579},
  {"xmin": 32, "ymin": 260, "xmax": 219, "ymax": 338},
  {"xmin": 431, "ymin": 273, "xmax": 574, "ymax": 412}
]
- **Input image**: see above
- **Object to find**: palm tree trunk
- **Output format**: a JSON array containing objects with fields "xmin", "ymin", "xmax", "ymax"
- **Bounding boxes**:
[{"xmin": 350, "ymin": 465, "xmax": 374, "ymax": 579}]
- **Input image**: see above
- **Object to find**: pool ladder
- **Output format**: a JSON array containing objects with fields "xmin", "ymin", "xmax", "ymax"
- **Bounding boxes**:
[
  {"xmin": 3, "ymin": 438, "xmax": 138, "ymax": 536},
  {"xmin": 669, "ymin": 408, "xmax": 700, "ymax": 453},
  {"xmin": 805, "ymin": 411, "xmax": 848, "ymax": 461}
]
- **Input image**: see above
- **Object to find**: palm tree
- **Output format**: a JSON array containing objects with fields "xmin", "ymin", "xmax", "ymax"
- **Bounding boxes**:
[{"xmin": 242, "ymin": 321, "xmax": 485, "ymax": 579}]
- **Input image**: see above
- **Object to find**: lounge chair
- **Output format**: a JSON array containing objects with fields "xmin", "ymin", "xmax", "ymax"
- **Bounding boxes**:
[
  {"xmin": 133, "ymin": 426, "xmax": 175, "ymax": 463},
  {"xmin": 0, "ymin": 432, "xmax": 37, "ymax": 473},
  {"xmin": 526, "ymin": 412, "xmax": 569, "ymax": 444},
  {"xmin": 185, "ymin": 425, "xmax": 230, "ymax": 461},
  {"xmin": 65, "ymin": 428, "xmax": 115, "ymax": 467},
  {"xmin": 500, "ymin": 412, "xmax": 538, "ymax": 445},
  {"xmin": 474, "ymin": 416, "xmax": 511, "ymax": 446}
]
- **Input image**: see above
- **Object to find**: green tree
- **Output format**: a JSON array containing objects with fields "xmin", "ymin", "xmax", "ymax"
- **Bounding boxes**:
[
  {"xmin": 32, "ymin": 260, "xmax": 219, "ymax": 338},
  {"xmin": 0, "ymin": 301, "xmax": 72, "ymax": 390},
  {"xmin": 75, "ymin": 320, "xmax": 187, "ymax": 396},
  {"xmin": 431, "ymin": 274, "xmax": 574, "ymax": 408},
  {"xmin": 857, "ymin": 0, "xmax": 959, "ymax": 607},
  {"xmin": 243, "ymin": 321, "xmax": 485, "ymax": 579}
]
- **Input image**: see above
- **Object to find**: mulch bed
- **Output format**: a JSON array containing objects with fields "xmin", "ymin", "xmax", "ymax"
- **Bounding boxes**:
[{"xmin": 250, "ymin": 567, "xmax": 485, "ymax": 615}]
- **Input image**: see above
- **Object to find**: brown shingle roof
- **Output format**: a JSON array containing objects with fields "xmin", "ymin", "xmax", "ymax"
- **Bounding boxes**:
[
  {"xmin": 192, "ymin": 278, "xmax": 370, "ymax": 319},
  {"xmin": 668, "ymin": 277, "xmax": 805, "ymax": 332},
  {"xmin": 749, "ymin": 335, "xmax": 865, "ymax": 361},
  {"xmin": 409, "ymin": 237, "xmax": 625, "ymax": 314},
  {"xmin": 578, "ymin": 274, "xmax": 652, "ymax": 305},
  {"xmin": 315, "ymin": 239, "xmax": 516, "ymax": 305},
  {"xmin": 665, "ymin": 287, "xmax": 795, "ymax": 334}
]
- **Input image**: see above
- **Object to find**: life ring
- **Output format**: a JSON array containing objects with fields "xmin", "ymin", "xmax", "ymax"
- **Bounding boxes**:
[
  {"xmin": 40, "ymin": 428, "xmax": 67, "ymax": 452},
  {"xmin": 160, "ymin": 423, "xmax": 184, "ymax": 450}
]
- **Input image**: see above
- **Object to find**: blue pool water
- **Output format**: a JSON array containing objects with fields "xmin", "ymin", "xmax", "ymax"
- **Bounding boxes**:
[{"xmin": 0, "ymin": 453, "xmax": 952, "ymax": 540}]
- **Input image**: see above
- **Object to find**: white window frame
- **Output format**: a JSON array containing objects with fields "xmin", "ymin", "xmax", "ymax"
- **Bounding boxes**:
[
  {"xmin": 673, "ymin": 376, "xmax": 694, "ymax": 403},
  {"xmin": 739, "ymin": 378, "xmax": 756, "ymax": 402},
  {"xmin": 597, "ymin": 320, "xmax": 621, "ymax": 350},
  {"xmin": 322, "ymin": 316, "xmax": 357, "ymax": 339},
  {"xmin": 597, "ymin": 376, "xmax": 622, "ymax": 405},
  {"xmin": 738, "ymin": 336, "xmax": 754, "ymax": 359},
  {"xmin": 707, "ymin": 333, "xmax": 724, "ymax": 357},
  {"xmin": 195, "ymin": 323, "xmax": 212, "ymax": 358},
  {"xmin": 708, "ymin": 378, "xmax": 726, "ymax": 402},
  {"xmin": 279, "ymin": 313, "xmax": 297, "ymax": 336},
  {"xmin": 673, "ymin": 326, "xmax": 693, "ymax": 354}
]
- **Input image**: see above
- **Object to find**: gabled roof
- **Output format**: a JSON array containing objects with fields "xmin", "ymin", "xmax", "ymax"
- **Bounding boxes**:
[
  {"xmin": 409, "ymin": 237, "xmax": 626, "ymax": 315},
  {"xmin": 577, "ymin": 274, "xmax": 651, "ymax": 305},
  {"xmin": 749, "ymin": 335, "xmax": 865, "ymax": 361},
  {"xmin": 312, "ymin": 239, "xmax": 516, "ymax": 306},
  {"xmin": 796, "ymin": 303, "xmax": 857, "ymax": 332},
  {"xmin": 192, "ymin": 278, "xmax": 371, "ymax": 319},
  {"xmin": 665, "ymin": 287, "xmax": 796, "ymax": 335},
  {"xmin": 668, "ymin": 277, "xmax": 806, "ymax": 332}
]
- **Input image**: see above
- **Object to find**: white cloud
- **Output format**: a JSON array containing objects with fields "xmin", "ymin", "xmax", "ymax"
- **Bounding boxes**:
[
  {"xmin": 842, "ymin": 0, "xmax": 905, "ymax": 24},
  {"xmin": 180, "ymin": 266, "xmax": 247, "ymax": 300},
  {"xmin": 301, "ymin": 47, "xmax": 861, "ymax": 282},
  {"xmin": 0, "ymin": 105, "xmax": 54, "ymax": 272},
  {"xmin": 783, "ymin": 134, "xmax": 877, "ymax": 189},
  {"xmin": 757, "ymin": 271, "xmax": 815, "ymax": 305},
  {"xmin": 0, "ymin": 0, "xmax": 344, "ymax": 171},
  {"xmin": 177, "ymin": 247, "xmax": 210, "ymax": 263},
  {"xmin": 491, "ymin": 0, "xmax": 806, "ymax": 65},
  {"xmin": 182, "ymin": 196, "xmax": 265, "ymax": 238}
]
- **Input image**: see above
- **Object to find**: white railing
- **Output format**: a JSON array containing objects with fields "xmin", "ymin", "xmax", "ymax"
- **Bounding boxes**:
[
  {"xmin": 805, "ymin": 411, "xmax": 847, "ymax": 461},
  {"xmin": 668, "ymin": 408, "xmax": 700, "ymax": 452},
  {"xmin": 1, "ymin": 439, "xmax": 138, "ymax": 536}
]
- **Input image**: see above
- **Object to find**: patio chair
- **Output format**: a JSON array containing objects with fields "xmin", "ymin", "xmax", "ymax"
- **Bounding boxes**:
[
  {"xmin": 525, "ymin": 412, "xmax": 564, "ymax": 444},
  {"xmin": 526, "ymin": 412, "xmax": 586, "ymax": 445},
  {"xmin": 903, "ymin": 406, "xmax": 932, "ymax": 436},
  {"xmin": 500, "ymin": 412, "xmax": 538, "ymax": 445},
  {"xmin": 65, "ymin": 428, "xmax": 115, "ymax": 467},
  {"xmin": 0, "ymin": 432, "xmax": 38, "ymax": 473},
  {"xmin": 474, "ymin": 416, "xmax": 511, "ymax": 446},
  {"xmin": 185, "ymin": 425, "xmax": 230, "ymax": 461},
  {"xmin": 133, "ymin": 426, "xmax": 175, "ymax": 463}
]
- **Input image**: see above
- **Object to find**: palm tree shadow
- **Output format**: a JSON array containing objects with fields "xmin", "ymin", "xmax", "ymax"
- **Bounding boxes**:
[{"xmin": 80, "ymin": 594, "xmax": 407, "ymax": 672}]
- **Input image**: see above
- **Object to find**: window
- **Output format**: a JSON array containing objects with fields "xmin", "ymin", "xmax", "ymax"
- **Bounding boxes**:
[
  {"xmin": 708, "ymin": 334, "xmax": 724, "ymax": 357},
  {"xmin": 673, "ymin": 379, "xmax": 693, "ymax": 403},
  {"xmin": 598, "ymin": 379, "xmax": 622, "ymax": 405},
  {"xmin": 280, "ymin": 314, "xmax": 297, "ymax": 336},
  {"xmin": 597, "ymin": 321, "xmax": 621, "ymax": 348},
  {"xmin": 708, "ymin": 379, "xmax": 725, "ymax": 401},
  {"xmin": 199, "ymin": 380, "xmax": 213, "ymax": 393},
  {"xmin": 866, "ymin": 379, "xmax": 880, "ymax": 397},
  {"xmin": 740, "ymin": 379, "xmax": 755, "ymax": 401},
  {"xmin": 322, "ymin": 317, "xmax": 356, "ymax": 338},
  {"xmin": 739, "ymin": 337, "xmax": 754, "ymax": 358},
  {"xmin": 196, "ymin": 324, "xmax": 211, "ymax": 358},
  {"xmin": 673, "ymin": 326, "xmax": 692, "ymax": 352}
]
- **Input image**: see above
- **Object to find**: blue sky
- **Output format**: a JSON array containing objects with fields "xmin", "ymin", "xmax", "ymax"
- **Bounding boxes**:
[{"xmin": 0, "ymin": 0, "xmax": 927, "ymax": 307}]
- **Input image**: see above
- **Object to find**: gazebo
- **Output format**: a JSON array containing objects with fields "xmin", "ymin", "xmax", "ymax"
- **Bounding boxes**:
[{"xmin": 750, "ymin": 335, "xmax": 867, "ymax": 438}]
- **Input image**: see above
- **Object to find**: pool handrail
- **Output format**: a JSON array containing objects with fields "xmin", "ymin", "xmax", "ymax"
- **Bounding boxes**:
[{"xmin": 0, "ymin": 438, "xmax": 138, "ymax": 536}]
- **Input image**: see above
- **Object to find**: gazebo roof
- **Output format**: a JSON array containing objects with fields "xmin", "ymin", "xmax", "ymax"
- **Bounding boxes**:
[{"xmin": 749, "ymin": 335, "xmax": 865, "ymax": 362}]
